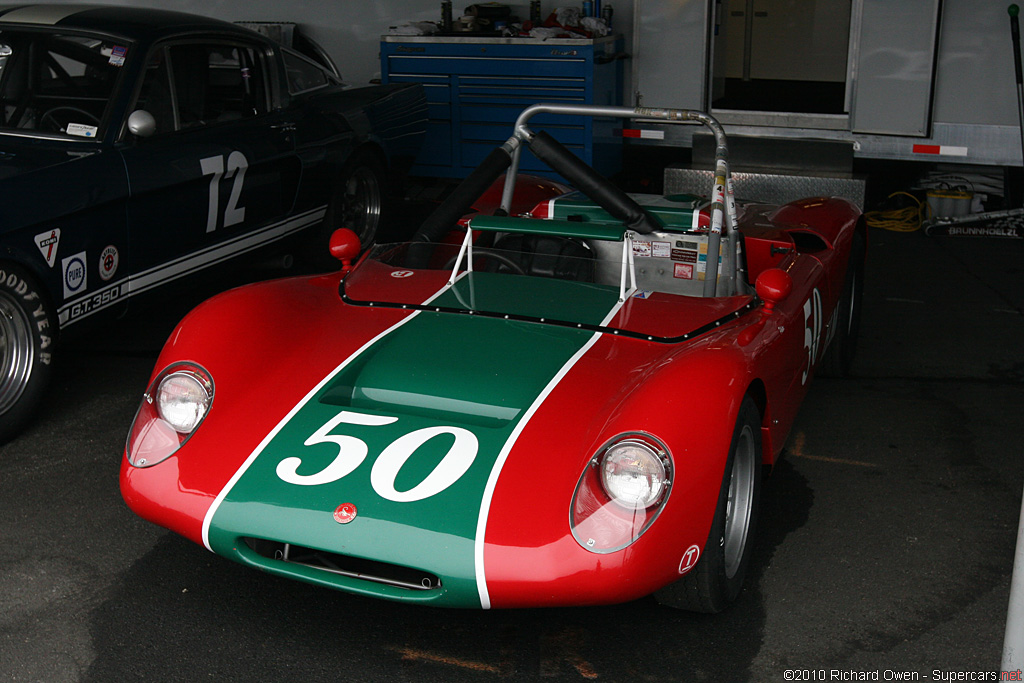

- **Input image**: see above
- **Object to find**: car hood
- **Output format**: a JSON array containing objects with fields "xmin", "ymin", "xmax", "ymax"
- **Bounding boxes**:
[{"xmin": 202, "ymin": 303, "xmax": 612, "ymax": 607}]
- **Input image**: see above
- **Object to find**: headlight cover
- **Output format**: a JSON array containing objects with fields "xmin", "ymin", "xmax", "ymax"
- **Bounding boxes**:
[
  {"xmin": 571, "ymin": 433, "xmax": 672, "ymax": 553},
  {"xmin": 126, "ymin": 362, "xmax": 214, "ymax": 468}
]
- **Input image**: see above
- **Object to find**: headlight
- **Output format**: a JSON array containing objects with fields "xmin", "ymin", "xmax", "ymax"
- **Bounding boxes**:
[
  {"xmin": 126, "ymin": 362, "xmax": 214, "ymax": 468},
  {"xmin": 570, "ymin": 433, "xmax": 673, "ymax": 553},
  {"xmin": 156, "ymin": 370, "xmax": 212, "ymax": 433},
  {"xmin": 601, "ymin": 439, "xmax": 668, "ymax": 510}
]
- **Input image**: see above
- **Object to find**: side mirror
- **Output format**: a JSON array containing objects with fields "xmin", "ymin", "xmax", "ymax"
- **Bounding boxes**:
[
  {"xmin": 329, "ymin": 228, "xmax": 361, "ymax": 274},
  {"xmin": 754, "ymin": 268, "xmax": 792, "ymax": 316},
  {"xmin": 740, "ymin": 268, "xmax": 793, "ymax": 346},
  {"xmin": 127, "ymin": 110, "xmax": 156, "ymax": 138}
]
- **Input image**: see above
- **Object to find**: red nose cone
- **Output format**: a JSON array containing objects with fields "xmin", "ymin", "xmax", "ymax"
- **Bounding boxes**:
[
  {"xmin": 755, "ymin": 268, "xmax": 793, "ymax": 307},
  {"xmin": 329, "ymin": 228, "xmax": 361, "ymax": 264}
]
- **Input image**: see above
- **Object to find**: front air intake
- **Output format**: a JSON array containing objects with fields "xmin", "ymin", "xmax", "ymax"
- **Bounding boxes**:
[{"xmin": 243, "ymin": 538, "xmax": 441, "ymax": 591}]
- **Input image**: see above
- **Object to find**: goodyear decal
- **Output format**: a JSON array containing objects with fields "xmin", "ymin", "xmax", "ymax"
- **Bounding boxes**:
[{"xmin": 202, "ymin": 274, "xmax": 624, "ymax": 607}]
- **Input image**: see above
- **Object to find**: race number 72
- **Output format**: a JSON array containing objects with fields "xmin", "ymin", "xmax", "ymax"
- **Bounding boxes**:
[
  {"xmin": 275, "ymin": 410, "xmax": 479, "ymax": 503},
  {"xmin": 200, "ymin": 151, "xmax": 248, "ymax": 233}
]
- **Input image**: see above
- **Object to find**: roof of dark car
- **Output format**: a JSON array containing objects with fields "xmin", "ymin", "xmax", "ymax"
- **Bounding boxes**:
[{"xmin": 0, "ymin": 4, "xmax": 260, "ymax": 42}]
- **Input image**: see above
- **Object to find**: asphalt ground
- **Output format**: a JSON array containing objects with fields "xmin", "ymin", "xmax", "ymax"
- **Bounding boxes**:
[{"xmin": 1, "ymin": 223, "xmax": 1023, "ymax": 682}]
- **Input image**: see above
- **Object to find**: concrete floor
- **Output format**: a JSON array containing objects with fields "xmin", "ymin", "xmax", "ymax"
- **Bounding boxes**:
[{"xmin": 1, "ymin": 225, "xmax": 1022, "ymax": 682}]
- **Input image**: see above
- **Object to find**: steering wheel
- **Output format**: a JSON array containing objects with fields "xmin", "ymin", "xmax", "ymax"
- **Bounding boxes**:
[
  {"xmin": 443, "ymin": 248, "xmax": 527, "ymax": 276},
  {"xmin": 39, "ymin": 106, "xmax": 101, "ymax": 133}
]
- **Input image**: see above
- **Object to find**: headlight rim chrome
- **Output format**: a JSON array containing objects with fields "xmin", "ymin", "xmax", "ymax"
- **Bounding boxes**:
[
  {"xmin": 570, "ymin": 431, "xmax": 674, "ymax": 554},
  {"xmin": 126, "ymin": 361, "xmax": 214, "ymax": 468},
  {"xmin": 155, "ymin": 367, "xmax": 214, "ymax": 434},
  {"xmin": 598, "ymin": 435, "xmax": 672, "ymax": 511}
]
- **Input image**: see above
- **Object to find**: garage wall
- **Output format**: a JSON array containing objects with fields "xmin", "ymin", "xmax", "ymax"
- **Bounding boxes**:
[{"xmin": 30, "ymin": 0, "xmax": 634, "ymax": 91}]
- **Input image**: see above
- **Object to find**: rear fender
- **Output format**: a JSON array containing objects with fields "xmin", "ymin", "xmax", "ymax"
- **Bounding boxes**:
[{"xmin": 768, "ymin": 197, "xmax": 861, "ymax": 249}]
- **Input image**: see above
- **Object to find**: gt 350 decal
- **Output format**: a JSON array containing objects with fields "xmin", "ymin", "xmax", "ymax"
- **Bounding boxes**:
[{"xmin": 276, "ymin": 409, "xmax": 479, "ymax": 503}]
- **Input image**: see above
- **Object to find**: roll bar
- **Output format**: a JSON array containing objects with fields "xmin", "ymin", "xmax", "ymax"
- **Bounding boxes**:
[{"xmin": 499, "ymin": 104, "xmax": 738, "ymax": 297}]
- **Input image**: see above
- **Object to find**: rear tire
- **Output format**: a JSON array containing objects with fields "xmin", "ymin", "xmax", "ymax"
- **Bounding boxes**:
[
  {"xmin": 819, "ymin": 230, "xmax": 865, "ymax": 377},
  {"xmin": 655, "ymin": 396, "xmax": 762, "ymax": 612},
  {"xmin": 325, "ymin": 151, "xmax": 388, "ymax": 249},
  {"xmin": 0, "ymin": 263, "xmax": 57, "ymax": 443}
]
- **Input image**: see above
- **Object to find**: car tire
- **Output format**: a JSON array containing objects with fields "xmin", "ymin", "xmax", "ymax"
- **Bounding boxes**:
[
  {"xmin": 655, "ymin": 396, "xmax": 762, "ymax": 612},
  {"xmin": 324, "ymin": 150, "xmax": 388, "ymax": 251},
  {"xmin": 819, "ymin": 230, "xmax": 865, "ymax": 377},
  {"xmin": 0, "ymin": 263, "xmax": 57, "ymax": 443}
]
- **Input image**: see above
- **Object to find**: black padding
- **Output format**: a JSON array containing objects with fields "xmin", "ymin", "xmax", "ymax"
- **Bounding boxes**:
[
  {"xmin": 413, "ymin": 146, "xmax": 512, "ymax": 243},
  {"xmin": 529, "ymin": 131, "xmax": 660, "ymax": 234}
]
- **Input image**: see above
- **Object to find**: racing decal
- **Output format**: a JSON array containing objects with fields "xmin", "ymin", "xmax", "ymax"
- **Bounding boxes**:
[
  {"xmin": 651, "ymin": 241, "xmax": 671, "ymax": 258},
  {"xmin": 674, "ymin": 263, "xmax": 694, "ymax": 280},
  {"xmin": 56, "ymin": 205, "xmax": 326, "ymax": 328},
  {"xmin": 801, "ymin": 287, "xmax": 837, "ymax": 384},
  {"xmin": 632, "ymin": 242, "xmax": 652, "ymax": 258},
  {"xmin": 34, "ymin": 229, "xmax": 60, "ymax": 267},
  {"xmin": 98, "ymin": 246, "xmax": 119, "ymax": 281},
  {"xmin": 202, "ymin": 276, "xmax": 626, "ymax": 608},
  {"xmin": 61, "ymin": 251, "xmax": 87, "ymax": 299},
  {"xmin": 201, "ymin": 152, "xmax": 248, "ymax": 233},
  {"xmin": 391, "ymin": 270, "xmax": 414, "ymax": 279},
  {"xmin": 66, "ymin": 123, "xmax": 98, "ymax": 138},
  {"xmin": 109, "ymin": 45, "xmax": 127, "ymax": 67},
  {"xmin": 678, "ymin": 545, "xmax": 701, "ymax": 575}
]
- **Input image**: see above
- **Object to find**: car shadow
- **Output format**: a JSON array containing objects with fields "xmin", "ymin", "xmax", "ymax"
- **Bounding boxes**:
[{"xmin": 83, "ymin": 460, "xmax": 813, "ymax": 682}]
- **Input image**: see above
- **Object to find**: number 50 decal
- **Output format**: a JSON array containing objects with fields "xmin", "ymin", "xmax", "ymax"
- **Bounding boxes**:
[
  {"xmin": 276, "ymin": 410, "xmax": 479, "ymax": 503},
  {"xmin": 200, "ymin": 151, "xmax": 248, "ymax": 233},
  {"xmin": 802, "ymin": 288, "xmax": 824, "ymax": 385}
]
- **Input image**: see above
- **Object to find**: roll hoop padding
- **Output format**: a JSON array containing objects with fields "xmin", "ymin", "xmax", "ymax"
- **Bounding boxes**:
[
  {"xmin": 413, "ymin": 146, "xmax": 513, "ymax": 243},
  {"xmin": 528, "ymin": 131, "xmax": 660, "ymax": 235}
]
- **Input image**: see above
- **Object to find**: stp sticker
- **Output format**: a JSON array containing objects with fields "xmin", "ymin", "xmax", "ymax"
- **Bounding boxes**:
[
  {"xmin": 62, "ymin": 251, "xmax": 87, "ymax": 298},
  {"xmin": 98, "ymin": 246, "xmax": 119, "ymax": 281},
  {"xmin": 35, "ymin": 229, "xmax": 61, "ymax": 267},
  {"xmin": 678, "ymin": 544, "xmax": 701, "ymax": 575},
  {"xmin": 390, "ymin": 270, "xmax": 414, "ymax": 279}
]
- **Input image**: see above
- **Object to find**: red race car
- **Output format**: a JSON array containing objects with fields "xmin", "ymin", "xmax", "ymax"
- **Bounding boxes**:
[{"xmin": 121, "ymin": 104, "xmax": 865, "ymax": 612}]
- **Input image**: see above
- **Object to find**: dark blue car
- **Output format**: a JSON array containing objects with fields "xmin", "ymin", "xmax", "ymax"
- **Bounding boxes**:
[{"xmin": 0, "ymin": 5, "xmax": 425, "ymax": 442}]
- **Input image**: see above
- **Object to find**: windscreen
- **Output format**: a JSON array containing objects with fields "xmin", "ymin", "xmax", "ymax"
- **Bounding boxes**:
[
  {"xmin": 0, "ymin": 30, "xmax": 129, "ymax": 138},
  {"xmin": 342, "ymin": 241, "xmax": 756, "ymax": 343}
]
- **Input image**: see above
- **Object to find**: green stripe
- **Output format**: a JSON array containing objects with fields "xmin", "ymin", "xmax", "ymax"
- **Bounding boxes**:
[
  {"xmin": 207, "ymin": 281, "xmax": 603, "ymax": 606},
  {"xmin": 439, "ymin": 271, "xmax": 620, "ymax": 325}
]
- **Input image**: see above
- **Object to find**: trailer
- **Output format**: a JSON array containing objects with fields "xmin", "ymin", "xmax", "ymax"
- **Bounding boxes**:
[{"xmin": 627, "ymin": 0, "xmax": 1021, "ymax": 178}]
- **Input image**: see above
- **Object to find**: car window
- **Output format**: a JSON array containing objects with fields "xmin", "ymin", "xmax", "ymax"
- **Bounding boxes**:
[
  {"xmin": 135, "ymin": 40, "xmax": 268, "ymax": 135},
  {"xmin": 282, "ymin": 48, "xmax": 330, "ymax": 95},
  {"xmin": 0, "ymin": 30, "xmax": 127, "ymax": 138}
]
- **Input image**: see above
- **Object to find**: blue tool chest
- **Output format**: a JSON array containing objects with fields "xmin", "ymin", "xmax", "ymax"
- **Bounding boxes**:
[{"xmin": 380, "ymin": 35, "xmax": 624, "ymax": 179}]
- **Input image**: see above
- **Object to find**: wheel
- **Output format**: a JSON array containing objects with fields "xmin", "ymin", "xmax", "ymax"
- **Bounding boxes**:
[
  {"xmin": 39, "ymin": 106, "xmax": 101, "ymax": 133},
  {"xmin": 0, "ymin": 263, "xmax": 57, "ymax": 443},
  {"xmin": 819, "ymin": 230, "xmax": 865, "ymax": 377},
  {"xmin": 655, "ymin": 396, "xmax": 762, "ymax": 612},
  {"xmin": 325, "ymin": 151, "xmax": 388, "ymax": 249},
  {"xmin": 443, "ymin": 248, "xmax": 528, "ymax": 275}
]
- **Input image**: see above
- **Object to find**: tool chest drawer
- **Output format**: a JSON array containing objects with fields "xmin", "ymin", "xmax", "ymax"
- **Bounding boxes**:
[{"xmin": 381, "ymin": 35, "xmax": 624, "ymax": 180}]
